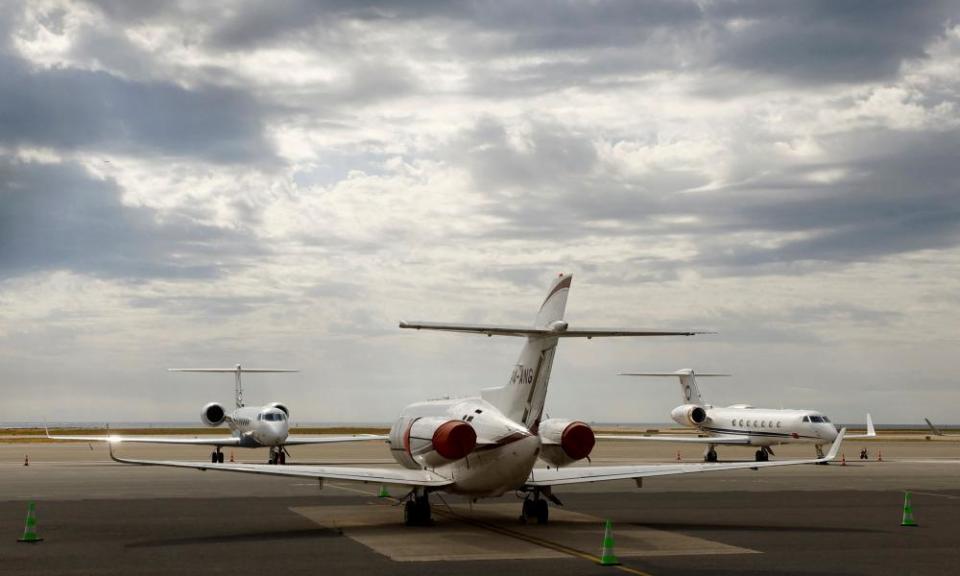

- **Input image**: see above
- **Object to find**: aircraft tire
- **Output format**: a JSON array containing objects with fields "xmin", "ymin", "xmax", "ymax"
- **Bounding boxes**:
[{"xmin": 535, "ymin": 500, "xmax": 549, "ymax": 524}]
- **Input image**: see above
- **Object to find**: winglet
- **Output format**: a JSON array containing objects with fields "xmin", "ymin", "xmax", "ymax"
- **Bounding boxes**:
[
  {"xmin": 865, "ymin": 413, "xmax": 875, "ymax": 437},
  {"xmin": 925, "ymin": 418, "xmax": 944, "ymax": 436},
  {"xmin": 44, "ymin": 422, "xmax": 51, "ymax": 439},
  {"xmin": 823, "ymin": 428, "xmax": 846, "ymax": 462}
]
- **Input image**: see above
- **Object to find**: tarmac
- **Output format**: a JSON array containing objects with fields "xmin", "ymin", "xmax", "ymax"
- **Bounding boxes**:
[{"xmin": 2, "ymin": 436, "xmax": 959, "ymax": 575}]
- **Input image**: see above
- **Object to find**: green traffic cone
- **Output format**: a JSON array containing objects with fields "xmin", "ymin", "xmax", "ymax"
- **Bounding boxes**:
[
  {"xmin": 17, "ymin": 502, "xmax": 43, "ymax": 543},
  {"xmin": 377, "ymin": 485, "xmax": 390, "ymax": 498},
  {"xmin": 598, "ymin": 519, "xmax": 620, "ymax": 566},
  {"xmin": 901, "ymin": 491, "xmax": 918, "ymax": 527}
]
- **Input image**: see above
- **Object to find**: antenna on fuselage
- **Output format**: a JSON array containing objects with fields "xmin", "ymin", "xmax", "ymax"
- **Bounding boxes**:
[{"xmin": 168, "ymin": 365, "xmax": 299, "ymax": 408}]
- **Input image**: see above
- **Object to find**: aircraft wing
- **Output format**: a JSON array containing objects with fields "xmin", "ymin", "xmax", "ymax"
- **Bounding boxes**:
[
  {"xmin": 845, "ymin": 413, "xmax": 876, "ymax": 439},
  {"xmin": 47, "ymin": 430, "xmax": 244, "ymax": 446},
  {"xmin": 108, "ymin": 445, "xmax": 453, "ymax": 488},
  {"xmin": 282, "ymin": 434, "xmax": 388, "ymax": 446},
  {"xmin": 527, "ymin": 429, "xmax": 845, "ymax": 487},
  {"xmin": 399, "ymin": 321, "xmax": 707, "ymax": 338},
  {"xmin": 596, "ymin": 434, "xmax": 752, "ymax": 445}
]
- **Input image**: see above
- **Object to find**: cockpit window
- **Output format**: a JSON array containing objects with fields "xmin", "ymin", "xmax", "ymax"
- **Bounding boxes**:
[
  {"xmin": 822, "ymin": 416, "xmax": 831, "ymax": 423},
  {"xmin": 262, "ymin": 412, "xmax": 285, "ymax": 422},
  {"xmin": 810, "ymin": 416, "xmax": 824, "ymax": 423},
  {"xmin": 802, "ymin": 416, "xmax": 810, "ymax": 422}
]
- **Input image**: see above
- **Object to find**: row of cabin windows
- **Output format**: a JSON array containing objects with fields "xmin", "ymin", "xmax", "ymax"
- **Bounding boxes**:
[{"xmin": 733, "ymin": 419, "xmax": 782, "ymax": 428}]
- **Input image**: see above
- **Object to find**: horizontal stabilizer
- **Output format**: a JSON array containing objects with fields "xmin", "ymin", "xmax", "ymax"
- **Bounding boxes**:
[
  {"xmin": 399, "ymin": 321, "xmax": 709, "ymax": 338},
  {"xmin": 620, "ymin": 372, "xmax": 731, "ymax": 377},
  {"xmin": 169, "ymin": 368, "xmax": 298, "ymax": 373}
]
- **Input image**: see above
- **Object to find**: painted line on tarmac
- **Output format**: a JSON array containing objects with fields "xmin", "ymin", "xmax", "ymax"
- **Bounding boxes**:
[
  {"xmin": 910, "ymin": 491, "xmax": 960, "ymax": 500},
  {"xmin": 324, "ymin": 482, "xmax": 654, "ymax": 576}
]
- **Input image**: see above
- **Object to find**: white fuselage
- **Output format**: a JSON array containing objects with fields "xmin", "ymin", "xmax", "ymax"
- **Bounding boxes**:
[
  {"xmin": 387, "ymin": 398, "xmax": 541, "ymax": 498},
  {"xmin": 223, "ymin": 406, "xmax": 289, "ymax": 447},
  {"xmin": 693, "ymin": 406, "xmax": 839, "ymax": 447}
]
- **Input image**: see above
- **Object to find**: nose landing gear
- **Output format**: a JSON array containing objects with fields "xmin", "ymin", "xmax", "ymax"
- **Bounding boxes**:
[
  {"xmin": 268, "ymin": 447, "xmax": 287, "ymax": 465},
  {"xmin": 704, "ymin": 446, "xmax": 718, "ymax": 462},
  {"xmin": 210, "ymin": 447, "xmax": 224, "ymax": 463},
  {"xmin": 754, "ymin": 447, "xmax": 771, "ymax": 462}
]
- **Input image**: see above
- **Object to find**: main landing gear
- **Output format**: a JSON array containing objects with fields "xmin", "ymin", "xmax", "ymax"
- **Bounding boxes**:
[
  {"xmin": 754, "ymin": 447, "xmax": 773, "ymax": 462},
  {"xmin": 210, "ymin": 447, "xmax": 224, "ymax": 463},
  {"xmin": 404, "ymin": 492, "xmax": 433, "ymax": 526},
  {"xmin": 704, "ymin": 446, "xmax": 718, "ymax": 462},
  {"xmin": 519, "ymin": 488, "xmax": 559, "ymax": 524},
  {"xmin": 268, "ymin": 447, "xmax": 287, "ymax": 465}
]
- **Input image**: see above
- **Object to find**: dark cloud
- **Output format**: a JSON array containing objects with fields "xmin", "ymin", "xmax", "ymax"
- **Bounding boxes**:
[
  {"xmin": 0, "ymin": 52, "xmax": 273, "ymax": 164},
  {"xmin": 0, "ymin": 159, "xmax": 260, "ymax": 279},
  {"xmin": 706, "ymin": 0, "xmax": 959, "ymax": 84}
]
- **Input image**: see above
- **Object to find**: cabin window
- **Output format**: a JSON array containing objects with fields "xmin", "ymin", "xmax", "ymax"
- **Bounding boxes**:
[
  {"xmin": 739, "ymin": 419, "xmax": 744, "ymax": 426},
  {"xmin": 732, "ymin": 420, "xmax": 736, "ymax": 427},
  {"xmin": 777, "ymin": 421, "xmax": 781, "ymax": 427}
]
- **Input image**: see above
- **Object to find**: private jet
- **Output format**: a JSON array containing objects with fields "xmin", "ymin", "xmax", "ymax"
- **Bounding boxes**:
[
  {"xmin": 599, "ymin": 369, "xmax": 872, "ymax": 462},
  {"xmin": 109, "ymin": 274, "xmax": 845, "ymax": 526},
  {"xmin": 49, "ymin": 365, "xmax": 385, "ymax": 464}
]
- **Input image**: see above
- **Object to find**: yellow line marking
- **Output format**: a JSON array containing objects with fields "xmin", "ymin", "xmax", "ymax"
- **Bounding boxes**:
[{"xmin": 321, "ymin": 483, "xmax": 654, "ymax": 575}]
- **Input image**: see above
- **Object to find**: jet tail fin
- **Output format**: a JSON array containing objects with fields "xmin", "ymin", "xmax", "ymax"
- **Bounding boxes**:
[{"xmin": 925, "ymin": 417, "xmax": 944, "ymax": 436}]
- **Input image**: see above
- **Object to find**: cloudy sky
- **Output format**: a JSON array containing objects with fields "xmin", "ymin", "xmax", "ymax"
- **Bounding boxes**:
[{"xmin": 1, "ymin": 1, "xmax": 959, "ymax": 425}]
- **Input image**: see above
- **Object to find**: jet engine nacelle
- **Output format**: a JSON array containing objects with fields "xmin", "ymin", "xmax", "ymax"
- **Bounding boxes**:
[
  {"xmin": 671, "ymin": 404, "xmax": 707, "ymax": 427},
  {"xmin": 201, "ymin": 402, "xmax": 226, "ymax": 427},
  {"xmin": 538, "ymin": 418, "xmax": 596, "ymax": 468},
  {"xmin": 266, "ymin": 402, "xmax": 289, "ymax": 417},
  {"xmin": 389, "ymin": 416, "xmax": 477, "ymax": 469}
]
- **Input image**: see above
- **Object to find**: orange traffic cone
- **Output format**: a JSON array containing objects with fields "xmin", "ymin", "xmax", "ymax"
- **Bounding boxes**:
[
  {"xmin": 229, "ymin": 451, "xmax": 235, "ymax": 463},
  {"xmin": 841, "ymin": 453, "xmax": 846, "ymax": 466},
  {"xmin": 878, "ymin": 450, "xmax": 883, "ymax": 462},
  {"xmin": 24, "ymin": 454, "xmax": 29, "ymax": 467},
  {"xmin": 676, "ymin": 451, "xmax": 681, "ymax": 462}
]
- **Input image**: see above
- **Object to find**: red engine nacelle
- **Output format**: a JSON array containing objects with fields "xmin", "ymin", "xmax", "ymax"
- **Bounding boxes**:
[
  {"xmin": 538, "ymin": 418, "xmax": 596, "ymax": 468},
  {"xmin": 389, "ymin": 416, "xmax": 477, "ymax": 468}
]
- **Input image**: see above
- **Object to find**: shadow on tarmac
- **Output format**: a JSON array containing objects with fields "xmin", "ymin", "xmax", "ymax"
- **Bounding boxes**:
[{"xmin": 126, "ymin": 527, "xmax": 343, "ymax": 548}]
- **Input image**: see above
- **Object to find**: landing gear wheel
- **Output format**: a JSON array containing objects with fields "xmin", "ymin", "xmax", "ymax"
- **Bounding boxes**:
[
  {"xmin": 754, "ymin": 449, "xmax": 769, "ymax": 462},
  {"xmin": 212, "ymin": 449, "xmax": 224, "ymax": 463},
  {"xmin": 211, "ymin": 451, "xmax": 218, "ymax": 463},
  {"xmin": 404, "ymin": 496, "xmax": 432, "ymax": 526},
  {"xmin": 217, "ymin": 452, "xmax": 224, "ymax": 463},
  {"xmin": 705, "ymin": 449, "xmax": 718, "ymax": 463},
  {"xmin": 534, "ymin": 499, "xmax": 549, "ymax": 524},
  {"xmin": 278, "ymin": 451, "xmax": 286, "ymax": 465}
]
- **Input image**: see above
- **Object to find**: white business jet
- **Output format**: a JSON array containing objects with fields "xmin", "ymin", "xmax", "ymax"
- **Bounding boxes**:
[
  {"xmin": 598, "ymin": 369, "xmax": 872, "ymax": 462},
  {"xmin": 49, "ymin": 365, "xmax": 385, "ymax": 464},
  {"xmin": 110, "ymin": 275, "xmax": 845, "ymax": 526}
]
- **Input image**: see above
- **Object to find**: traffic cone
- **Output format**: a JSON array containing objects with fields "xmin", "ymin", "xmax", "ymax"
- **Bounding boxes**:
[
  {"xmin": 878, "ymin": 450, "xmax": 883, "ymax": 462},
  {"xmin": 676, "ymin": 451, "xmax": 681, "ymax": 462},
  {"xmin": 901, "ymin": 491, "xmax": 918, "ymax": 527},
  {"xmin": 24, "ymin": 454, "xmax": 29, "ymax": 467},
  {"xmin": 598, "ymin": 520, "xmax": 620, "ymax": 566},
  {"xmin": 229, "ymin": 451, "xmax": 235, "ymax": 463},
  {"xmin": 17, "ymin": 502, "xmax": 43, "ymax": 543},
  {"xmin": 841, "ymin": 453, "xmax": 846, "ymax": 466},
  {"xmin": 377, "ymin": 485, "xmax": 390, "ymax": 498}
]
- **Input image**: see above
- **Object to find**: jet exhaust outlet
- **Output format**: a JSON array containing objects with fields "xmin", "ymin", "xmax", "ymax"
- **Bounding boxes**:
[
  {"xmin": 538, "ymin": 418, "xmax": 596, "ymax": 467},
  {"xmin": 671, "ymin": 404, "xmax": 707, "ymax": 427},
  {"xmin": 432, "ymin": 420, "xmax": 478, "ymax": 460}
]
